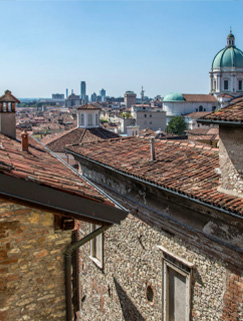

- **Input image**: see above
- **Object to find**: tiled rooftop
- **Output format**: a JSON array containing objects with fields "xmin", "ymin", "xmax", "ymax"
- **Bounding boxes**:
[
  {"xmin": 185, "ymin": 111, "xmax": 212, "ymax": 119},
  {"xmin": 66, "ymin": 137, "xmax": 243, "ymax": 216},
  {"xmin": 42, "ymin": 127, "xmax": 120, "ymax": 152},
  {"xmin": 0, "ymin": 133, "xmax": 113, "ymax": 206},
  {"xmin": 201, "ymin": 99, "xmax": 243, "ymax": 123},
  {"xmin": 77, "ymin": 104, "xmax": 101, "ymax": 110},
  {"xmin": 183, "ymin": 94, "xmax": 218, "ymax": 103}
]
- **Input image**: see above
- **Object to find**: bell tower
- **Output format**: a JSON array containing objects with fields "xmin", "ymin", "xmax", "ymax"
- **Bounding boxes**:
[
  {"xmin": 227, "ymin": 28, "xmax": 235, "ymax": 47},
  {"xmin": 0, "ymin": 90, "xmax": 20, "ymax": 138}
]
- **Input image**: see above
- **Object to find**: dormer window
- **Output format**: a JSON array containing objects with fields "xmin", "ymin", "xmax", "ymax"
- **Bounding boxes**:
[{"xmin": 95, "ymin": 114, "xmax": 99, "ymax": 125}]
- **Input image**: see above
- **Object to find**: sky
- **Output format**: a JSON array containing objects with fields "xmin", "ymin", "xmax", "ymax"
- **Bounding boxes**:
[{"xmin": 0, "ymin": 1, "xmax": 243, "ymax": 99}]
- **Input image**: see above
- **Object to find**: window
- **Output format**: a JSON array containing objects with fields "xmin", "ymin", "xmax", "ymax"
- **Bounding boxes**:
[
  {"xmin": 224, "ymin": 80, "xmax": 229, "ymax": 90},
  {"xmin": 90, "ymin": 224, "xmax": 103, "ymax": 268},
  {"xmin": 80, "ymin": 114, "xmax": 84, "ymax": 126},
  {"xmin": 214, "ymin": 80, "xmax": 216, "ymax": 91},
  {"xmin": 199, "ymin": 106, "xmax": 203, "ymax": 112},
  {"xmin": 239, "ymin": 80, "xmax": 242, "ymax": 91},
  {"xmin": 88, "ymin": 114, "xmax": 93, "ymax": 126},
  {"xmin": 95, "ymin": 114, "xmax": 99, "ymax": 125},
  {"xmin": 212, "ymin": 106, "xmax": 216, "ymax": 112},
  {"xmin": 144, "ymin": 114, "xmax": 147, "ymax": 118},
  {"xmin": 158, "ymin": 246, "xmax": 193, "ymax": 321}
]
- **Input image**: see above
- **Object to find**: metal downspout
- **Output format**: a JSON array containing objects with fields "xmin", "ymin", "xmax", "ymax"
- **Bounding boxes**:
[{"xmin": 65, "ymin": 225, "xmax": 111, "ymax": 321}]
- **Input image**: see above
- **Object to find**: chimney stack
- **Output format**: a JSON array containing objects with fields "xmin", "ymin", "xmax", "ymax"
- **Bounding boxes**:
[
  {"xmin": 150, "ymin": 137, "xmax": 155, "ymax": 161},
  {"xmin": 0, "ymin": 90, "xmax": 20, "ymax": 139},
  {"xmin": 21, "ymin": 131, "xmax": 29, "ymax": 152}
]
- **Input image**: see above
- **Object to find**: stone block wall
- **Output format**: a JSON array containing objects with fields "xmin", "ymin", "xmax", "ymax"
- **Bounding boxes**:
[
  {"xmin": 0, "ymin": 197, "xmax": 73, "ymax": 321},
  {"xmin": 219, "ymin": 126, "xmax": 243, "ymax": 197},
  {"xmin": 78, "ymin": 210, "xmax": 243, "ymax": 321}
]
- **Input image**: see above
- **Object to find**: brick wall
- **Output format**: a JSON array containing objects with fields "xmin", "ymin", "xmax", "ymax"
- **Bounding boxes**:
[{"xmin": 0, "ymin": 197, "xmax": 72, "ymax": 321}]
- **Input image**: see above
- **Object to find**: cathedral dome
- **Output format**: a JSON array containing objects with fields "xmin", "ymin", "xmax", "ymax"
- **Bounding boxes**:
[
  {"xmin": 212, "ymin": 32, "xmax": 243, "ymax": 69},
  {"xmin": 212, "ymin": 46, "xmax": 243, "ymax": 69},
  {"xmin": 163, "ymin": 92, "xmax": 184, "ymax": 102}
]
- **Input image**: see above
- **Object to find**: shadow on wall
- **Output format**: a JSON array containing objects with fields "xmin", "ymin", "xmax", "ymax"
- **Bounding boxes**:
[{"xmin": 113, "ymin": 277, "xmax": 146, "ymax": 321}]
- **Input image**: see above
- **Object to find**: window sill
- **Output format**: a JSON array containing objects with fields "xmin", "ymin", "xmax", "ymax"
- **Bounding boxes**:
[{"xmin": 89, "ymin": 256, "xmax": 103, "ymax": 269}]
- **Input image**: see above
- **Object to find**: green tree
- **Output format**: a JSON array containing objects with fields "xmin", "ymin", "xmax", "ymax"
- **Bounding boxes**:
[{"xmin": 167, "ymin": 116, "xmax": 187, "ymax": 135}]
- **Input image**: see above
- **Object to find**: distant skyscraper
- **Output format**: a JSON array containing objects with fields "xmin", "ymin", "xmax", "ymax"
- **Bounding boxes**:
[
  {"xmin": 100, "ymin": 89, "xmax": 106, "ymax": 102},
  {"xmin": 66, "ymin": 89, "xmax": 68, "ymax": 98},
  {"xmin": 80, "ymin": 81, "xmax": 86, "ymax": 101},
  {"xmin": 124, "ymin": 91, "xmax": 136, "ymax": 108},
  {"xmin": 91, "ymin": 92, "xmax": 97, "ymax": 102}
]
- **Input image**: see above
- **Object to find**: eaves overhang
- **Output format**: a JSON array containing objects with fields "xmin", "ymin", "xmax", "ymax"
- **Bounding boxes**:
[
  {"xmin": 64, "ymin": 148, "xmax": 243, "ymax": 221},
  {"xmin": 197, "ymin": 118, "xmax": 243, "ymax": 126},
  {"xmin": 0, "ymin": 173, "xmax": 128, "ymax": 225}
]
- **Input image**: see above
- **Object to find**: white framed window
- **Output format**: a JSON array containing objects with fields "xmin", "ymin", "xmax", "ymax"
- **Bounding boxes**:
[
  {"xmin": 158, "ymin": 246, "xmax": 193, "ymax": 321},
  {"xmin": 239, "ymin": 80, "xmax": 242, "ymax": 91},
  {"xmin": 80, "ymin": 113, "xmax": 84, "ymax": 126},
  {"xmin": 95, "ymin": 114, "xmax": 99, "ymax": 125},
  {"xmin": 88, "ymin": 114, "xmax": 93, "ymax": 126},
  {"xmin": 89, "ymin": 224, "xmax": 103, "ymax": 269}
]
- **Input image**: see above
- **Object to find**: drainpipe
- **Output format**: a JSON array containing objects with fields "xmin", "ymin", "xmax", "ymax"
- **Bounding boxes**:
[{"xmin": 65, "ymin": 224, "xmax": 111, "ymax": 321}]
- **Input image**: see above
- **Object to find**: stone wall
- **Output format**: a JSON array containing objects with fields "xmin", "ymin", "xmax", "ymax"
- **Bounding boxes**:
[
  {"xmin": 0, "ymin": 197, "xmax": 73, "ymax": 321},
  {"xmin": 78, "ymin": 209, "xmax": 243, "ymax": 321},
  {"xmin": 75, "ymin": 156, "xmax": 243, "ymax": 321},
  {"xmin": 219, "ymin": 126, "xmax": 243, "ymax": 197}
]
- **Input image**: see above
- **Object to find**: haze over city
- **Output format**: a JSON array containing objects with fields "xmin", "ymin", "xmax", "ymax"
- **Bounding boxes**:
[{"xmin": 1, "ymin": 1, "xmax": 243, "ymax": 98}]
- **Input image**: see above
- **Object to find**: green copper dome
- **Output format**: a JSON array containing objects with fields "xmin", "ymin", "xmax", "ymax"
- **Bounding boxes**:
[
  {"xmin": 212, "ymin": 46, "xmax": 243, "ymax": 69},
  {"xmin": 163, "ymin": 92, "xmax": 184, "ymax": 102}
]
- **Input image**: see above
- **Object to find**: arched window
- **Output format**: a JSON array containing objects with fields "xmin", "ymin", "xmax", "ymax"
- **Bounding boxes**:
[
  {"xmin": 80, "ymin": 113, "xmax": 84, "ymax": 126},
  {"xmin": 95, "ymin": 114, "xmax": 99, "ymax": 125},
  {"xmin": 239, "ymin": 80, "xmax": 242, "ymax": 91},
  {"xmin": 224, "ymin": 80, "xmax": 229, "ymax": 90},
  {"xmin": 199, "ymin": 106, "xmax": 203, "ymax": 112},
  {"xmin": 212, "ymin": 106, "xmax": 217, "ymax": 112},
  {"xmin": 88, "ymin": 114, "xmax": 93, "ymax": 126}
]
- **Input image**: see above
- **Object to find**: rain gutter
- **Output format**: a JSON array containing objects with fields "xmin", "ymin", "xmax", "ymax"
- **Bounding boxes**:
[
  {"xmin": 64, "ymin": 149, "xmax": 243, "ymax": 221},
  {"xmin": 65, "ymin": 225, "xmax": 111, "ymax": 321}
]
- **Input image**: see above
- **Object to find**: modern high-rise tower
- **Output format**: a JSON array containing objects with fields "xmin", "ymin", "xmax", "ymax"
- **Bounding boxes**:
[
  {"xmin": 100, "ymin": 89, "xmax": 106, "ymax": 102},
  {"xmin": 80, "ymin": 81, "xmax": 86, "ymax": 101}
]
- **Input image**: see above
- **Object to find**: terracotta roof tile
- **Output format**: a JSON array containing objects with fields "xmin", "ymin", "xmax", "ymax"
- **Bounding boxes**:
[
  {"xmin": 0, "ymin": 134, "xmax": 113, "ymax": 206},
  {"xmin": 66, "ymin": 137, "xmax": 243, "ymax": 216},
  {"xmin": 183, "ymin": 94, "xmax": 218, "ymax": 103},
  {"xmin": 42, "ymin": 127, "xmax": 120, "ymax": 152},
  {"xmin": 76, "ymin": 103, "xmax": 101, "ymax": 110},
  {"xmin": 201, "ymin": 99, "xmax": 243, "ymax": 123}
]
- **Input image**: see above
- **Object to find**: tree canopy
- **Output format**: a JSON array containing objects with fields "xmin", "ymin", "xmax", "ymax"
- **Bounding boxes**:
[{"xmin": 167, "ymin": 116, "xmax": 187, "ymax": 135}]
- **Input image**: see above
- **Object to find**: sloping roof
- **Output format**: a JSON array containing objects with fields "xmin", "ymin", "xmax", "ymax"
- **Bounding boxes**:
[
  {"xmin": 65, "ymin": 137, "xmax": 243, "ymax": 216},
  {"xmin": 0, "ymin": 133, "xmax": 112, "ymax": 205},
  {"xmin": 198, "ymin": 99, "xmax": 243, "ymax": 124},
  {"xmin": 183, "ymin": 94, "xmax": 218, "ymax": 103},
  {"xmin": 42, "ymin": 127, "xmax": 120, "ymax": 152},
  {"xmin": 185, "ymin": 112, "xmax": 212, "ymax": 119},
  {"xmin": 0, "ymin": 90, "xmax": 20, "ymax": 103},
  {"xmin": 77, "ymin": 104, "xmax": 101, "ymax": 110}
]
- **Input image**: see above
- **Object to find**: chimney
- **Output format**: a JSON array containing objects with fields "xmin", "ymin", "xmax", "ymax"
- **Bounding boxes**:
[
  {"xmin": 0, "ymin": 90, "xmax": 20, "ymax": 139},
  {"xmin": 21, "ymin": 131, "xmax": 28, "ymax": 152},
  {"xmin": 150, "ymin": 137, "xmax": 155, "ymax": 161}
]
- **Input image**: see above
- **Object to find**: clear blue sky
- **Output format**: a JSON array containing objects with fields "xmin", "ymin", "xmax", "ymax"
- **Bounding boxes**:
[{"xmin": 0, "ymin": 1, "xmax": 242, "ymax": 98}]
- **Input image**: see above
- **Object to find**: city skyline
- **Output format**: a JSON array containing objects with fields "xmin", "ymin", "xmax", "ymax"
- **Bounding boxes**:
[{"xmin": 1, "ymin": 1, "xmax": 243, "ymax": 98}]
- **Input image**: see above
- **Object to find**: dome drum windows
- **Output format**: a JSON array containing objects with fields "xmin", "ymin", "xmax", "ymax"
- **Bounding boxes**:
[
  {"xmin": 80, "ymin": 114, "xmax": 84, "ymax": 126},
  {"xmin": 88, "ymin": 114, "xmax": 93, "ymax": 126},
  {"xmin": 239, "ymin": 80, "xmax": 242, "ymax": 91},
  {"xmin": 224, "ymin": 80, "xmax": 229, "ymax": 90}
]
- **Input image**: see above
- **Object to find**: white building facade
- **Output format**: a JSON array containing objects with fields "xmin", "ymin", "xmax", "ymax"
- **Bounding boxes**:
[
  {"xmin": 210, "ymin": 32, "xmax": 243, "ymax": 96},
  {"xmin": 77, "ymin": 104, "xmax": 100, "ymax": 128}
]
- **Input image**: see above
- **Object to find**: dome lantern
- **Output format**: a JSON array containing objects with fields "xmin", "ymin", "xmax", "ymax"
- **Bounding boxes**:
[{"xmin": 227, "ymin": 28, "xmax": 235, "ymax": 47}]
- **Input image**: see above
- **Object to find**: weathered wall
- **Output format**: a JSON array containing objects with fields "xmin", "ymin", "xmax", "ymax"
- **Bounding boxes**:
[
  {"xmin": 219, "ymin": 126, "xmax": 243, "ymax": 197},
  {"xmin": 75, "ymin": 157, "xmax": 243, "ymax": 321},
  {"xmin": 78, "ymin": 211, "xmax": 243, "ymax": 321},
  {"xmin": 0, "ymin": 197, "xmax": 72, "ymax": 321}
]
